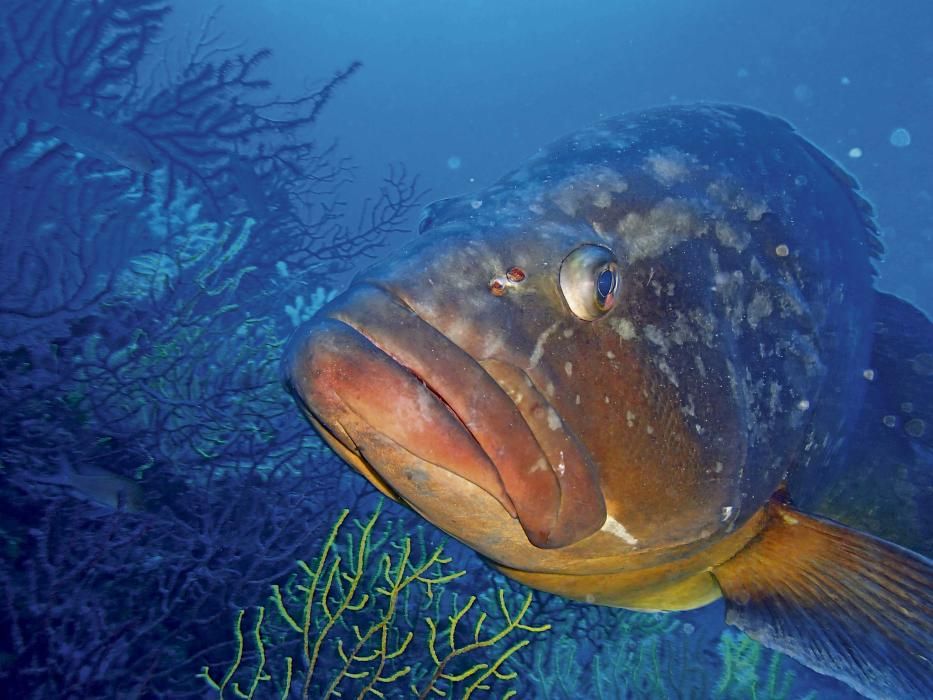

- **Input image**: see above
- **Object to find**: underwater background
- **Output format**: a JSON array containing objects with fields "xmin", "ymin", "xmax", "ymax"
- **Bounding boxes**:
[{"xmin": 0, "ymin": 0, "xmax": 930, "ymax": 698}]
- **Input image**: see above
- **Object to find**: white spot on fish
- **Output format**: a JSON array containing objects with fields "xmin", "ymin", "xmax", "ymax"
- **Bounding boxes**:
[
  {"xmin": 575, "ymin": 394, "xmax": 581, "ymax": 405},
  {"xmin": 547, "ymin": 407, "xmax": 562, "ymax": 431},
  {"xmin": 644, "ymin": 150, "xmax": 691, "ymax": 186},
  {"xmin": 610, "ymin": 317, "xmax": 638, "ymax": 341},
  {"xmin": 530, "ymin": 458, "xmax": 549, "ymax": 473},
  {"xmin": 602, "ymin": 515, "xmax": 638, "ymax": 544},
  {"xmin": 626, "ymin": 410, "xmax": 636, "ymax": 427},
  {"xmin": 557, "ymin": 451, "xmax": 566, "ymax": 477},
  {"xmin": 714, "ymin": 461, "xmax": 724, "ymax": 473},
  {"xmin": 746, "ymin": 292, "xmax": 773, "ymax": 329},
  {"xmin": 606, "ymin": 351, "xmax": 615, "ymax": 359},
  {"xmin": 721, "ymin": 506, "xmax": 734, "ymax": 521},
  {"xmin": 529, "ymin": 321, "xmax": 561, "ymax": 369},
  {"xmin": 646, "ymin": 425, "xmax": 654, "ymax": 435},
  {"xmin": 562, "ymin": 328, "xmax": 574, "ymax": 339},
  {"xmin": 564, "ymin": 361, "xmax": 573, "ymax": 377}
]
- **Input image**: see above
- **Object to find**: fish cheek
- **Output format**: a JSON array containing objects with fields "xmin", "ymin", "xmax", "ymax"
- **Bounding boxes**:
[{"xmin": 574, "ymin": 336, "xmax": 733, "ymax": 547}]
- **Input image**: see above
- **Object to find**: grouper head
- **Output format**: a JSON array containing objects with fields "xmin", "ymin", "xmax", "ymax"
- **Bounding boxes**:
[{"xmin": 282, "ymin": 108, "xmax": 780, "ymax": 610}]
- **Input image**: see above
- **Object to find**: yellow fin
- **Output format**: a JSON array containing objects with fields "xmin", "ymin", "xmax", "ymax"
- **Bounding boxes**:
[{"xmin": 712, "ymin": 494, "xmax": 933, "ymax": 699}]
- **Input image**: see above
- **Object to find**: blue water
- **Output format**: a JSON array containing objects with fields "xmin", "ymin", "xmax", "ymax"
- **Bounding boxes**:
[{"xmin": 0, "ymin": 1, "xmax": 930, "ymax": 698}]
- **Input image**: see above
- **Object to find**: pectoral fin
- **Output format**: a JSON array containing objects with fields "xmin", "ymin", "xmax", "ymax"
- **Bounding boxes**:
[{"xmin": 711, "ymin": 493, "xmax": 932, "ymax": 699}]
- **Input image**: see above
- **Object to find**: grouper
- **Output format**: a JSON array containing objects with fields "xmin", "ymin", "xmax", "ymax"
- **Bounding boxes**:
[{"xmin": 283, "ymin": 105, "xmax": 932, "ymax": 698}]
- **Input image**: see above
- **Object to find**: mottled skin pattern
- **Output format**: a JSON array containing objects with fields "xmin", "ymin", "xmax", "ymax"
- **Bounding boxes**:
[{"xmin": 285, "ymin": 105, "xmax": 882, "ymax": 611}]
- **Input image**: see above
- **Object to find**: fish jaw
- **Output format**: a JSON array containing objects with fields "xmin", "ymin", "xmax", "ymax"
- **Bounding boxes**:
[{"xmin": 283, "ymin": 283, "xmax": 606, "ymax": 549}]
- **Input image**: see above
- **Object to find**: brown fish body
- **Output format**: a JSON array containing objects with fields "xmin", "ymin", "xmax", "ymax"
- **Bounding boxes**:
[{"xmin": 286, "ymin": 105, "xmax": 932, "ymax": 697}]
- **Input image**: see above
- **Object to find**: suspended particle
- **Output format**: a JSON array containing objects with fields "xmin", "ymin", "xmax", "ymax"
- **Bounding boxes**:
[
  {"xmin": 889, "ymin": 128, "xmax": 911, "ymax": 148},
  {"xmin": 775, "ymin": 243, "xmax": 790, "ymax": 257},
  {"xmin": 848, "ymin": 147, "xmax": 863, "ymax": 159}
]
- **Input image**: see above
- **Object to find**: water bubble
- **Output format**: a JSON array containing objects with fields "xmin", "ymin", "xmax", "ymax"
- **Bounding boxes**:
[
  {"xmin": 905, "ymin": 418, "xmax": 926, "ymax": 438},
  {"xmin": 469, "ymin": 199, "xmax": 483, "ymax": 210},
  {"xmin": 683, "ymin": 622, "xmax": 696, "ymax": 635},
  {"xmin": 882, "ymin": 415, "xmax": 897, "ymax": 428},
  {"xmin": 775, "ymin": 243, "xmax": 790, "ymax": 257},
  {"xmin": 793, "ymin": 84, "xmax": 813, "ymax": 103},
  {"xmin": 862, "ymin": 368, "xmax": 875, "ymax": 381},
  {"xmin": 446, "ymin": 155, "xmax": 462, "ymax": 170},
  {"xmin": 794, "ymin": 175, "xmax": 808, "ymax": 186},
  {"xmin": 840, "ymin": 76, "xmax": 851, "ymax": 86},
  {"xmin": 848, "ymin": 147, "xmax": 863, "ymax": 159},
  {"xmin": 889, "ymin": 128, "xmax": 911, "ymax": 148}
]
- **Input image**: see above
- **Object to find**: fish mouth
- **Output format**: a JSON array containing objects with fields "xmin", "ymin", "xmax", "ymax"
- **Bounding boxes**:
[{"xmin": 284, "ymin": 283, "xmax": 605, "ymax": 549}]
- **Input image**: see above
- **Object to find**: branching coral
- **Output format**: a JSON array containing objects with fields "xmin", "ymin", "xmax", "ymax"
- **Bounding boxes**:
[
  {"xmin": 199, "ymin": 504, "xmax": 551, "ymax": 699},
  {"xmin": 0, "ymin": 1, "xmax": 423, "ymax": 698}
]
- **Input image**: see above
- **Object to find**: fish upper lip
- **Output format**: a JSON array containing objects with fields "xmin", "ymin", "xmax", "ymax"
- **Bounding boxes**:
[{"xmin": 314, "ymin": 282, "xmax": 574, "ymax": 547}]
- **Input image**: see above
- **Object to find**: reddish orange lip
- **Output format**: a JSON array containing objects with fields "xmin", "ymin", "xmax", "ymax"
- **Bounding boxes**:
[{"xmin": 283, "ymin": 284, "xmax": 605, "ymax": 548}]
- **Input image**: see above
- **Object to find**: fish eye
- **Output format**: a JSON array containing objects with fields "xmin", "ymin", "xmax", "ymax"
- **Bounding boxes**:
[{"xmin": 559, "ymin": 244, "xmax": 620, "ymax": 320}]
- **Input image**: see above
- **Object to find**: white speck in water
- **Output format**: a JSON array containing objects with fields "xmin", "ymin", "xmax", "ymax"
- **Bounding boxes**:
[
  {"xmin": 840, "ymin": 76, "xmax": 851, "ymax": 86},
  {"xmin": 862, "ymin": 368, "xmax": 875, "ymax": 381},
  {"xmin": 775, "ymin": 243, "xmax": 790, "ymax": 257},
  {"xmin": 447, "ymin": 155, "xmax": 462, "ymax": 170},
  {"xmin": 793, "ymin": 83, "xmax": 813, "ymax": 103},
  {"xmin": 848, "ymin": 147, "xmax": 863, "ymax": 159},
  {"xmin": 889, "ymin": 128, "xmax": 911, "ymax": 148},
  {"xmin": 470, "ymin": 199, "xmax": 483, "ymax": 209},
  {"xmin": 797, "ymin": 399, "xmax": 810, "ymax": 411}
]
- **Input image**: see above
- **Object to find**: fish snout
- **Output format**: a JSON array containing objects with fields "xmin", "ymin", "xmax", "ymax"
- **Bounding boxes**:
[{"xmin": 283, "ymin": 284, "xmax": 605, "ymax": 549}]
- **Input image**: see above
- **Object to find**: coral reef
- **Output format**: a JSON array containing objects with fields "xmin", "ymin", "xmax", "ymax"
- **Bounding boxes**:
[
  {"xmin": 200, "ymin": 503, "xmax": 551, "ymax": 699},
  {"xmin": 0, "ymin": 1, "xmax": 420, "ymax": 697}
]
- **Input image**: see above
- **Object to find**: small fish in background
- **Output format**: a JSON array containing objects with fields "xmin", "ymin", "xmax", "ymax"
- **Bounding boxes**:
[
  {"xmin": 18, "ymin": 92, "xmax": 155, "ymax": 173},
  {"xmin": 24, "ymin": 456, "xmax": 145, "ymax": 513},
  {"xmin": 285, "ymin": 105, "xmax": 933, "ymax": 699}
]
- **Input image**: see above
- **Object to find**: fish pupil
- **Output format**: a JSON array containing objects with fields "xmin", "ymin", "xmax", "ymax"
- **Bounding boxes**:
[{"xmin": 596, "ymin": 268, "xmax": 614, "ymax": 300}]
